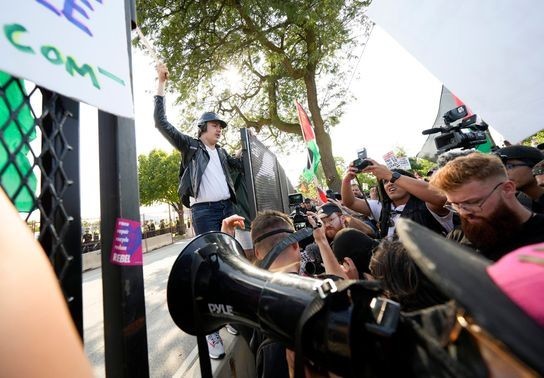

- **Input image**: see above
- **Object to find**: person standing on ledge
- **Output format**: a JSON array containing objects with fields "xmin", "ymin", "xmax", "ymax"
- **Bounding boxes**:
[{"xmin": 154, "ymin": 62, "xmax": 244, "ymax": 360}]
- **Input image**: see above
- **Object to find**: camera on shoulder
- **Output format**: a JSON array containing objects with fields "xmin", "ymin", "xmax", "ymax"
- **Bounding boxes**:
[
  {"xmin": 421, "ymin": 105, "xmax": 489, "ymax": 154},
  {"xmin": 288, "ymin": 193, "xmax": 309, "ymax": 230}
]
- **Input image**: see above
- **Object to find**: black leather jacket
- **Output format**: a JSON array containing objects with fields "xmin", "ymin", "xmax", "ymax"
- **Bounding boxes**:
[{"xmin": 154, "ymin": 96, "xmax": 243, "ymax": 207}]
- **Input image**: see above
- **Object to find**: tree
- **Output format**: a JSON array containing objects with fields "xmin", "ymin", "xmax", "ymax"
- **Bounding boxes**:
[
  {"xmin": 523, "ymin": 130, "xmax": 544, "ymax": 146},
  {"xmin": 394, "ymin": 146, "xmax": 435, "ymax": 178},
  {"xmin": 137, "ymin": 0, "xmax": 373, "ymax": 192},
  {"xmin": 138, "ymin": 149, "xmax": 186, "ymax": 234},
  {"xmin": 297, "ymin": 154, "xmax": 380, "ymax": 199}
]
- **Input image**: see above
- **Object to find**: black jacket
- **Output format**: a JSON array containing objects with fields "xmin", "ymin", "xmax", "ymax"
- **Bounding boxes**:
[
  {"xmin": 379, "ymin": 195, "xmax": 448, "ymax": 238},
  {"xmin": 154, "ymin": 96, "xmax": 243, "ymax": 207}
]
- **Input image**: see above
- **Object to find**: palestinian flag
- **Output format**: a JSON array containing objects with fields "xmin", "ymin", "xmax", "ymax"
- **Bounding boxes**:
[
  {"xmin": 295, "ymin": 101, "xmax": 321, "ymax": 181},
  {"xmin": 316, "ymin": 187, "xmax": 328, "ymax": 204}
]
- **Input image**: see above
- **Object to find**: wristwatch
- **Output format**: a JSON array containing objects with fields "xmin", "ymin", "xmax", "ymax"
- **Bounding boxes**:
[{"xmin": 389, "ymin": 171, "xmax": 401, "ymax": 183}]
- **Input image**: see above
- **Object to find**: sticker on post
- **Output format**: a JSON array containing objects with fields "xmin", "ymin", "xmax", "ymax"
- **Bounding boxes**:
[{"xmin": 110, "ymin": 218, "xmax": 142, "ymax": 266}]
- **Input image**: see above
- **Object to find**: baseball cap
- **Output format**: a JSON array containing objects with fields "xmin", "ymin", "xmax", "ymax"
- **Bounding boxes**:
[
  {"xmin": 396, "ymin": 218, "xmax": 544, "ymax": 374},
  {"xmin": 495, "ymin": 145, "xmax": 544, "ymax": 166},
  {"xmin": 317, "ymin": 202, "xmax": 342, "ymax": 217}
]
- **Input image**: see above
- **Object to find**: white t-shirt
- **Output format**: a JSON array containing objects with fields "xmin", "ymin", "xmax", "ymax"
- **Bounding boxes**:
[
  {"xmin": 190, "ymin": 145, "xmax": 231, "ymax": 205},
  {"xmin": 368, "ymin": 199, "xmax": 454, "ymax": 238}
]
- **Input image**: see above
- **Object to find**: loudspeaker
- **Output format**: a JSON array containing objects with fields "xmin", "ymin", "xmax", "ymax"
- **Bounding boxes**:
[{"xmin": 167, "ymin": 231, "xmax": 396, "ymax": 376}]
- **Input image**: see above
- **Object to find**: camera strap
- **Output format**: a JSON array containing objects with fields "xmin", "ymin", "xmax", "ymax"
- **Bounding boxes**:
[
  {"xmin": 258, "ymin": 227, "xmax": 314, "ymax": 270},
  {"xmin": 355, "ymin": 176, "xmax": 381, "ymax": 227}
]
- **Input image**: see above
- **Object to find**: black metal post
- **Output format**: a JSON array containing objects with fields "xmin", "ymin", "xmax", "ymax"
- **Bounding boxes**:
[{"xmin": 98, "ymin": 0, "xmax": 149, "ymax": 376}]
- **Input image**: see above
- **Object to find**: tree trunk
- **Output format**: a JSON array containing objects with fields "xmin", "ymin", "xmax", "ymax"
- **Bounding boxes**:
[
  {"xmin": 175, "ymin": 206, "xmax": 186, "ymax": 235},
  {"xmin": 304, "ymin": 72, "xmax": 341, "ymax": 192}
]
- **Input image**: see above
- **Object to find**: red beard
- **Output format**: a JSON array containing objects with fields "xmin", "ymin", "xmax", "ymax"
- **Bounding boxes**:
[{"xmin": 460, "ymin": 200, "xmax": 520, "ymax": 249}]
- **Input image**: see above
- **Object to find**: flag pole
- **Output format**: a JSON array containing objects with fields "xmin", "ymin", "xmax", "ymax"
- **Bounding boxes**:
[{"xmin": 134, "ymin": 26, "xmax": 161, "ymax": 65}]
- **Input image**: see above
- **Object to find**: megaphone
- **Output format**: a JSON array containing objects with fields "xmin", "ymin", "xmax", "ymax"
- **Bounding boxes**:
[{"xmin": 167, "ymin": 231, "xmax": 400, "ymax": 376}]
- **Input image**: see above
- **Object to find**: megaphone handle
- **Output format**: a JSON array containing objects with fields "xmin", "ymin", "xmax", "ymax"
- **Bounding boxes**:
[{"xmin": 191, "ymin": 252, "xmax": 213, "ymax": 378}]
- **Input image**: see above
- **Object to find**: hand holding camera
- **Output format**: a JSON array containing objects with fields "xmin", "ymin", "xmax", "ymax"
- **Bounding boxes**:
[
  {"xmin": 305, "ymin": 211, "xmax": 322, "ymax": 230},
  {"xmin": 362, "ymin": 160, "xmax": 395, "ymax": 181},
  {"xmin": 351, "ymin": 157, "xmax": 373, "ymax": 172}
]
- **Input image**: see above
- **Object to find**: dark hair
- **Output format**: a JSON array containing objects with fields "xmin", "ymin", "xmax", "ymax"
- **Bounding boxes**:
[
  {"xmin": 332, "ymin": 228, "xmax": 378, "ymax": 275},
  {"xmin": 197, "ymin": 123, "xmax": 207, "ymax": 138},
  {"xmin": 250, "ymin": 210, "xmax": 294, "ymax": 255},
  {"xmin": 436, "ymin": 149, "xmax": 474, "ymax": 168},
  {"xmin": 377, "ymin": 169, "xmax": 415, "ymax": 238},
  {"xmin": 369, "ymin": 240, "xmax": 448, "ymax": 311}
]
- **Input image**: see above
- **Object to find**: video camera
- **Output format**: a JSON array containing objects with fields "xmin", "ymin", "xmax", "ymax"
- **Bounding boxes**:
[
  {"xmin": 288, "ymin": 193, "xmax": 309, "ymax": 230},
  {"xmin": 422, "ymin": 105, "xmax": 489, "ymax": 154},
  {"xmin": 351, "ymin": 147, "xmax": 373, "ymax": 172},
  {"xmin": 288, "ymin": 193, "xmax": 315, "ymax": 250},
  {"xmin": 325, "ymin": 189, "xmax": 341, "ymax": 201}
]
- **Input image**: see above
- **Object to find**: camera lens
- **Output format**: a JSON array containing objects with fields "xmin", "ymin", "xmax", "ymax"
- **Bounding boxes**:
[{"xmin": 304, "ymin": 261, "xmax": 317, "ymax": 275}]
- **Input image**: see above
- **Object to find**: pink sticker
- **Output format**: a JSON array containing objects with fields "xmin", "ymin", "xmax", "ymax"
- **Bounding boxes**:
[{"xmin": 110, "ymin": 218, "xmax": 143, "ymax": 266}]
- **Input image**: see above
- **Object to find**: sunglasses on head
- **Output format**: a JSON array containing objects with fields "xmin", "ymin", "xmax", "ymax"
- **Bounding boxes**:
[{"xmin": 533, "ymin": 166, "xmax": 544, "ymax": 176}]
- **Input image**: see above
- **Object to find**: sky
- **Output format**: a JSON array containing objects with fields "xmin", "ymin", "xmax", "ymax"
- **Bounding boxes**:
[{"xmin": 79, "ymin": 25, "xmax": 443, "ymax": 219}]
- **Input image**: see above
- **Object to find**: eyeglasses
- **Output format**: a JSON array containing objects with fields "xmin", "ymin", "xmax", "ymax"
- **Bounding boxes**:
[
  {"xmin": 444, "ymin": 182, "xmax": 505, "ymax": 213},
  {"xmin": 505, "ymin": 163, "xmax": 532, "ymax": 170}
]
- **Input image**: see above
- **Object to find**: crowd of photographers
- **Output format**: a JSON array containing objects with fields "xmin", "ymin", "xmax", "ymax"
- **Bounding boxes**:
[{"xmin": 221, "ymin": 142, "xmax": 544, "ymax": 377}]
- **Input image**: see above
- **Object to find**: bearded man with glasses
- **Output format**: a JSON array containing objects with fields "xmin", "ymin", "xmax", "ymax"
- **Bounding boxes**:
[{"xmin": 430, "ymin": 152, "xmax": 544, "ymax": 261}]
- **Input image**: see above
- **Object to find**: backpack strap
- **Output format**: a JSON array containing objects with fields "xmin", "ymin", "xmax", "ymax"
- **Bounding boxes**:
[{"xmin": 258, "ymin": 227, "xmax": 314, "ymax": 270}]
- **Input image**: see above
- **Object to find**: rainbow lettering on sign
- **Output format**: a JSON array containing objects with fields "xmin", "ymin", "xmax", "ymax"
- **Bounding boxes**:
[{"xmin": 36, "ymin": 0, "xmax": 104, "ymax": 37}]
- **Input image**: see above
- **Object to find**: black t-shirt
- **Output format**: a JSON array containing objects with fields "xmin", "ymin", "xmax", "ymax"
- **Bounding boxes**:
[
  {"xmin": 447, "ymin": 213, "xmax": 544, "ymax": 261},
  {"xmin": 535, "ymin": 193, "xmax": 544, "ymax": 213},
  {"xmin": 300, "ymin": 206, "xmax": 316, "ymax": 214},
  {"xmin": 517, "ymin": 191, "xmax": 544, "ymax": 214}
]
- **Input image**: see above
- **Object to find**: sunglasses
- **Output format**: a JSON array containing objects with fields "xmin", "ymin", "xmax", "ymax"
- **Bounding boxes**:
[{"xmin": 533, "ymin": 166, "xmax": 544, "ymax": 176}]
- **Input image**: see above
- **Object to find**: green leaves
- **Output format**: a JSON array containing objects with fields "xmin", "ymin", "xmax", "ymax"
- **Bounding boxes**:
[
  {"xmin": 136, "ymin": 0, "xmax": 370, "ymax": 133},
  {"xmin": 137, "ymin": 149, "xmax": 181, "ymax": 208},
  {"xmin": 136, "ymin": 0, "xmax": 372, "ymax": 190}
]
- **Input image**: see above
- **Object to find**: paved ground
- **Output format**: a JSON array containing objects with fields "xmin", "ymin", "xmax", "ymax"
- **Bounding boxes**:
[{"xmin": 83, "ymin": 239, "xmax": 197, "ymax": 377}]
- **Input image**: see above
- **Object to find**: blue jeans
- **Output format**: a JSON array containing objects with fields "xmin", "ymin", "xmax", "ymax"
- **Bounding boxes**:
[{"xmin": 191, "ymin": 199, "xmax": 234, "ymax": 235}]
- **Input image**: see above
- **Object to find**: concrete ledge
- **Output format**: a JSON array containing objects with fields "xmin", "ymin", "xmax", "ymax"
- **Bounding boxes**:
[
  {"xmin": 82, "ymin": 233, "xmax": 174, "ymax": 271},
  {"xmin": 82, "ymin": 249, "xmax": 102, "ymax": 272},
  {"xmin": 143, "ymin": 233, "xmax": 173, "ymax": 253}
]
